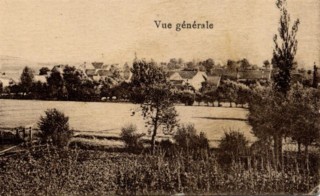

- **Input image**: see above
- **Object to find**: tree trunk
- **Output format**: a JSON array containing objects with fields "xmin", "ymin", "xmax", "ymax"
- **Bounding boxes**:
[
  {"xmin": 305, "ymin": 144, "xmax": 309, "ymax": 174},
  {"xmin": 151, "ymin": 125, "xmax": 157, "ymax": 155},
  {"xmin": 273, "ymin": 135, "xmax": 283, "ymax": 170},
  {"xmin": 151, "ymin": 109, "xmax": 159, "ymax": 155},
  {"xmin": 278, "ymin": 137, "xmax": 283, "ymax": 170},
  {"xmin": 273, "ymin": 135, "xmax": 279, "ymax": 169}
]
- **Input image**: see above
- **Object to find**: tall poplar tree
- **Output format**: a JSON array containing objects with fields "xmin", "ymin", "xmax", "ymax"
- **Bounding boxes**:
[{"xmin": 272, "ymin": 0, "xmax": 300, "ymax": 95}]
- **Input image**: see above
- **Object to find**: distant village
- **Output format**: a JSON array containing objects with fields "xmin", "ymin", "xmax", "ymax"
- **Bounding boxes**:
[{"xmin": 0, "ymin": 58, "xmax": 319, "ymax": 104}]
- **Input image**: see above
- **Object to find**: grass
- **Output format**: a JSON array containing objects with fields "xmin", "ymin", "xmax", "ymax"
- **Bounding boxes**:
[
  {"xmin": 0, "ymin": 100, "xmax": 253, "ymax": 147},
  {"xmin": 70, "ymin": 137, "xmax": 125, "ymax": 150}
]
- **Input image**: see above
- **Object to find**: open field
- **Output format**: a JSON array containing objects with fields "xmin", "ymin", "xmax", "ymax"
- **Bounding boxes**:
[{"xmin": 0, "ymin": 99, "xmax": 254, "ymax": 147}]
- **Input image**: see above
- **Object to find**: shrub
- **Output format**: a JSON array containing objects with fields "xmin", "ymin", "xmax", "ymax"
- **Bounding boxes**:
[
  {"xmin": 38, "ymin": 108, "xmax": 73, "ymax": 148},
  {"xmin": 120, "ymin": 124, "xmax": 144, "ymax": 150},
  {"xmin": 179, "ymin": 92, "xmax": 195, "ymax": 106},
  {"xmin": 218, "ymin": 130, "xmax": 249, "ymax": 166},
  {"xmin": 174, "ymin": 124, "xmax": 209, "ymax": 152}
]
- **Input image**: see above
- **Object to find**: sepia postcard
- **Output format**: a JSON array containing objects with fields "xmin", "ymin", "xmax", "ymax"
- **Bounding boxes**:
[{"xmin": 0, "ymin": 0, "xmax": 319, "ymax": 195}]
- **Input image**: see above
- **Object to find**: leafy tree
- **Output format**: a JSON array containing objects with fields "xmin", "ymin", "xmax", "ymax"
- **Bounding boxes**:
[
  {"xmin": 288, "ymin": 84, "xmax": 320, "ymax": 157},
  {"xmin": 195, "ymin": 92, "xmax": 202, "ymax": 106},
  {"xmin": 248, "ymin": 0, "xmax": 301, "ymax": 170},
  {"xmin": 130, "ymin": 59, "xmax": 179, "ymax": 154},
  {"xmin": 111, "ymin": 82, "xmax": 131, "ymax": 100},
  {"xmin": 186, "ymin": 61, "xmax": 197, "ymax": 70},
  {"xmin": 226, "ymin": 60, "xmax": 238, "ymax": 72},
  {"xmin": 39, "ymin": 67, "xmax": 50, "ymax": 75},
  {"xmin": 263, "ymin": 60, "xmax": 271, "ymax": 69},
  {"xmin": 20, "ymin": 66, "xmax": 35, "ymax": 95},
  {"xmin": 78, "ymin": 79, "xmax": 96, "ymax": 101},
  {"xmin": 47, "ymin": 68, "xmax": 66, "ymax": 99},
  {"xmin": 9, "ymin": 84, "xmax": 22, "ymax": 96},
  {"xmin": 38, "ymin": 108, "xmax": 73, "ymax": 147},
  {"xmin": 31, "ymin": 81, "xmax": 48, "ymax": 99},
  {"xmin": 63, "ymin": 66, "xmax": 84, "ymax": 100},
  {"xmin": 235, "ymin": 83, "xmax": 251, "ymax": 107},
  {"xmin": 272, "ymin": 0, "xmax": 300, "ymax": 95},
  {"xmin": 167, "ymin": 58, "xmax": 182, "ymax": 70},
  {"xmin": 248, "ymin": 86, "xmax": 293, "ymax": 169},
  {"xmin": 201, "ymin": 58, "xmax": 215, "ymax": 73},
  {"xmin": 238, "ymin": 58, "xmax": 251, "ymax": 71},
  {"xmin": 220, "ymin": 80, "xmax": 238, "ymax": 107},
  {"xmin": 179, "ymin": 91, "xmax": 195, "ymax": 106}
]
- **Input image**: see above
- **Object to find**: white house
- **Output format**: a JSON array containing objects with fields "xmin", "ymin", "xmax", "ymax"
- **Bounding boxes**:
[
  {"xmin": 0, "ymin": 77, "xmax": 15, "ymax": 87},
  {"xmin": 34, "ymin": 75, "xmax": 47, "ymax": 83},
  {"xmin": 168, "ymin": 70, "xmax": 207, "ymax": 91}
]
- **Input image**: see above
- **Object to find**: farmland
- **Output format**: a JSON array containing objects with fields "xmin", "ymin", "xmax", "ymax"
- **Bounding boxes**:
[{"xmin": 0, "ymin": 99, "xmax": 254, "ymax": 147}]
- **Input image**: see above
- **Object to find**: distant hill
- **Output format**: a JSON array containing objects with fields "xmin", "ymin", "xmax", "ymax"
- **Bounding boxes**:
[
  {"xmin": 0, "ymin": 55, "xmax": 38, "ymax": 71},
  {"xmin": 0, "ymin": 55, "xmax": 81, "ymax": 80}
]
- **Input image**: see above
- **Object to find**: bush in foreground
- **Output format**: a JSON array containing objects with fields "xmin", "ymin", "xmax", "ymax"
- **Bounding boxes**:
[
  {"xmin": 120, "ymin": 124, "xmax": 144, "ymax": 151},
  {"xmin": 218, "ymin": 130, "xmax": 249, "ymax": 166},
  {"xmin": 173, "ymin": 124, "xmax": 209, "ymax": 159},
  {"xmin": 38, "ymin": 108, "xmax": 73, "ymax": 147}
]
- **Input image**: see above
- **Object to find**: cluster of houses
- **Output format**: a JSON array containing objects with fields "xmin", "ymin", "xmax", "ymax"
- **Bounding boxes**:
[
  {"xmin": 167, "ymin": 67, "xmax": 272, "ymax": 91},
  {"xmin": 1, "ymin": 61, "xmax": 319, "ymax": 92}
]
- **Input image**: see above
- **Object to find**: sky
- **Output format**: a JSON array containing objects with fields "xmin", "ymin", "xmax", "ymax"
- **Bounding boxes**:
[{"xmin": 0, "ymin": 0, "xmax": 319, "ymax": 69}]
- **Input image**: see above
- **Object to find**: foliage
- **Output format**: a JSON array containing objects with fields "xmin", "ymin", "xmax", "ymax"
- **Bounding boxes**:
[
  {"xmin": 173, "ymin": 124, "xmax": 209, "ymax": 152},
  {"xmin": 199, "ymin": 58, "xmax": 215, "ymax": 73},
  {"xmin": 248, "ymin": 86, "xmax": 290, "ymax": 168},
  {"xmin": 287, "ymin": 83, "xmax": 320, "ymax": 154},
  {"xmin": 235, "ymin": 82, "xmax": 251, "ymax": 107},
  {"xmin": 30, "ymin": 81, "xmax": 48, "ymax": 99},
  {"xmin": 195, "ymin": 92, "xmax": 202, "ymax": 105},
  {"xmin": 20, "ymin": 66, "xmax": 35, "ymax": 94},
  {"xmin": 47, "ymin": 68, "xmax": 66, "ymax": 99},
  {"xmin": 0, "ymin": 148, "xmax": 318, "ymax": 195},
  {"xmin": 120, "ymin": 124, "xmax": 144, "ymax": 150},
  {"xmin": 248, "ymin": 83, "xmax": 320, "ymax": 169},
  {"xmin": 218, "ymin": 130, "xmax": 249, "ymax": 166},
  {"xmin": 63, "ymin": 66, "xmax": 82, "ymax": 98},
  {"xmin": 178, "ymin": 91, "xmax": 195, "ymax": 106},
  {"xmin": 272, "ymin": 0, "xmax": 300, "ymax": 95},
  {"xmin": 38, "ymin": 108, "xmax": 73, "ymax": 147},
  {"xmin": 218, "ymin": 80, "xmax": 238, "ymax": 107},
  {"xmin": 39, "ymin": 67, "xmax": 50, "ymax": 75},
  {"xmin": 130, "ymin": 59, "xmax": 179, "ymax": 154}
]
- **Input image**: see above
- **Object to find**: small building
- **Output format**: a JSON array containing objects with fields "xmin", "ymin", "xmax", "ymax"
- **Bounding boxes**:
[
  {"xmin": 33, "ymin": 75, "xmax": 47, "ymax": 83},
  {"xmin": 0, "ymin": 77, "xmax": 16, "ymax": 87},
  {"xmin": 51, "ymin": 64, "xmax": 67, "ymax": 73},
  {"xmin": 206, "ymin": 75, "xmax": 221, "ymax": 88},
  {"xmin": 91, "ymin": 62, "xmax": 104, "ymax": 69},
  {"xmin": 93, "ymin": 70, "xmax": 113, "ymax": 81},
  {"xmin": 237, "ymin": 69, "xmax": 272, "ymax": 84},
  {"xmin": 168, "ymin": 70, "xmax": 207, "ymax": 91}
]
